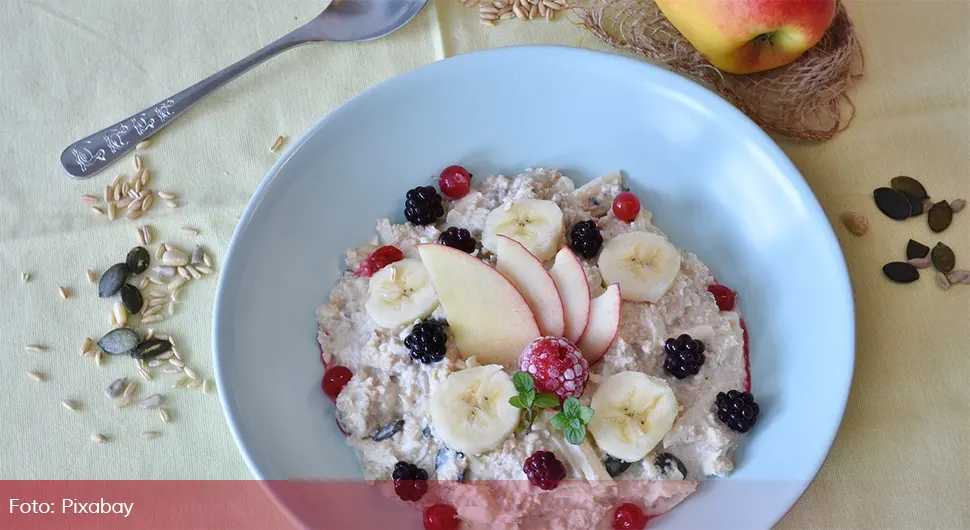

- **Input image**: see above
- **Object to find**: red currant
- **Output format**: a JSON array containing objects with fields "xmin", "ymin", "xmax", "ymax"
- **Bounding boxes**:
[
  {"xmin": 612, "ymin": 503, "xmax": 650, "ymax": 530},
  {"xmin": 707, "ymin": 284, "xmax": 737, "ymax": 312},
  {"xmin": 612, "ymin": 192, "xmax": 640, "ymax": 222},
  {"xmin": 357, "ymin": 245, "xmax": 404, "ymax": 277},
  {"xmin": 423, "ymin": 503, "xmax": 460, "ymax": 530},
  {"xmin": 321, "ymin": 366, "xmax": 353, "ymax": 401},
  {"xmin": 439, "ymin": 165, "xmax": 472, "ymax": 199}
]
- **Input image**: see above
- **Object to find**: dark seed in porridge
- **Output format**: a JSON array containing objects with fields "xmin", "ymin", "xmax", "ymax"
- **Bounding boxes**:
[
  {"xmin": 568, "ymin": 220, "xmax": 603, "ymax": 259},
  {"xmin": 604, "ymin": 456, "xmax": 632, "ymax": 478},
  {"xmin": 890, "ymin": 176, "xmax": 929, "ymax": 201},
  {"xmin": 873, "ymin": 187, "xmax": 914, "ymax": 220},
  {"xmin": 715, "ymin": 390, "xmax": 760, "ymax": 433},
  {"xmin": 931, "ymin": 242, "xmax": 955, "ymax": 273},
  {"xmin": 928, "ymin": 200, "xmax": 953, "ymax": 232},
  {"xmin": 421, "ymin": 426, "xmax": 434, "ymax": 439},
  {"xmin": 655, "ymin": 453, "xmax": 688, "ymax": 479},
  {"xmin": 97, "ymin": 327, "xmax": 140, "ymax": 355},
  {"xmin": 126, "ymin": 246, "xmax": 151, "ymax": 275},
  {"xmin": 906, "ymin": 239, "xmax": 930, "ymax": 260},
  {"xmin": 120, "ymin": 283, "xmax": 144, "ymax": 313},
  {"xmin": 98, "ymin": 263, "xmax": 128, "ymax": 297},
  {"xmin": 438, "ymin": 227, "xmax": 477, "ymax": 254},
  {"xmin": 882, "ymin": 262, "xmax": 920, "ymax": 283},
  {"xmin": 371, "ymin": 419, "xmax": 404, "ymax": 442},
  {"xmin": 404, "ymin": 186, "xmax": 444, "ymax": 226},
  {"xmin": 131, "ymin": 339, "xmax": 172, "ymax": 360}
]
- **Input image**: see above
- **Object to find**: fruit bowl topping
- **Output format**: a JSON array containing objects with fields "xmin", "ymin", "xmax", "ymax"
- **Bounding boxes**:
[{"xmin": 518, "ymin": 336, "xmax": 589, "ymax": 401}]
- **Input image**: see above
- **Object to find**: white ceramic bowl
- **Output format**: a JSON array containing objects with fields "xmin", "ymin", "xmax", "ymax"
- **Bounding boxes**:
[{"xmin": 214, "ymin": 46, "xmax": 854, "ymax": 529}]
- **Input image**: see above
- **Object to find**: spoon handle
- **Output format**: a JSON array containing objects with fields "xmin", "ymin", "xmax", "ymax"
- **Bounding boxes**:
[{"xmin": 60, "ymin": 26, "xmax": 315, "ymax": 179}]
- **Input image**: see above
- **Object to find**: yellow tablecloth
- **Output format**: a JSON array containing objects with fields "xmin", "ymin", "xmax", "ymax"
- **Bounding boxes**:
[{"xmin": 1, "ymin": 0, "xmax": 967, "ymax": 527}]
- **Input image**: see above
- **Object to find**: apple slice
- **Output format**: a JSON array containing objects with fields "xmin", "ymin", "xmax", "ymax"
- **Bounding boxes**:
[
  {"xmin": 495, "ymin": 235, "xmax": 565, "ymax": 337},
  {"xmin": 577, "ymin": 284, "xmax": 621, "ymax": 364},
  {"xmin": 417, "ymin": 244, "xmax": 541, "ymax": 366},
  {"xmin": 548, "ymin": 247, "xmax": 591, "ymax": 343}
]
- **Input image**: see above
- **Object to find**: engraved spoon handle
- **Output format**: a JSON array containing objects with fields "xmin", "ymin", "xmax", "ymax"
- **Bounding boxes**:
[{"xmin": 61, "ymin": 25, "xmax": 317, "ymax": 179}]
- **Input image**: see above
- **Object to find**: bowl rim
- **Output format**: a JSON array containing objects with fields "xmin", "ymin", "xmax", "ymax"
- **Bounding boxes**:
[{"xmin": 213, "ymin": 44, "xmax": 856, "ymax": 529}]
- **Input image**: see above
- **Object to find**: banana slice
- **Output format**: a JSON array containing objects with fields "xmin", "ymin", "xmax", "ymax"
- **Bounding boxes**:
[
  {"xmin": 587, "ymin": 371, "xmax": 679, "ymax": 462},
  {"xmin": 429, "ymin": 365, "xmax": 520, "ymax": 454},
  {"xmin": 598, "ymin": 232, "xmax": 681, "ymax": 302},
  {"xmin": 364, "ymin": 258, "xmax": 439, "ymax": 329},
  {"xmin": 482, "ymin": 199, "xmax": 564, "ymax": 262}
]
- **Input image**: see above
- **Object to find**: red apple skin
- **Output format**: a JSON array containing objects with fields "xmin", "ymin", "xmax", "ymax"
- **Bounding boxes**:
[
  {"xmin": 577, "ymin": 285, "xmax": 622, "ymax": 365},
  {"xmin": 655, "ymin": 0, "xmax": 837, "ymax": 74},
  {"xmin": 549, "ymin": 247, "xmax": 592, "ymax": 344}
]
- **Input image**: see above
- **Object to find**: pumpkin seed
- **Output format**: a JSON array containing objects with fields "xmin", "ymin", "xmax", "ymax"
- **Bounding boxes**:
[
  {"xmin": 655, "ymin": 453, "xmax": 689, "ymax": 479},
  {"xmin": 882, "ymin": 262, "xmax": 919, "ymax": 283},
  {"xmin": 604, "ymin": 456, "xmax": 632, "ymax": 477},
  {"xmin": 105, "ymin": 377, "xmax": 128, "ymax": 398},
  {"xmin": 873, "ymin": 188, "xmax": 913, "ymax": 220},
  {"xmin": 131, "ymin": 339, "xmax": 173, "ymax": 360},
  {"xmin": 906, "ymin": 239, "xmax": 930, "ymax": 260},
  {"xmin": 126, "ymin": 247, "xmax": 151, "ymax": 275},
  {"xmin": 931, "ymin": 242, "xmax": 955, "ymax": 273},
  {"xmin": 890, "ymin": 176, "xmax": 928, "ymax": 200},
  {"xmin": 421, "ymin": 426, "xmax": 434, "ymax": 439},
  {"xmin": 898, "ymin": 190, "xmax": 924, "ymax": 218},
  {"xmin": 371, "ymin": 419, "xmax": 404, "ymax": 441},
  {"xmin": 97, "ymin": 328, "xmax": 140, "ymax": 355},
  {"xmin": 98, "ymin": 263, "xmax": 128, "ymax": 297},
  {"xmin": 120, "ymin": 283, "xmax": 144, "ymax": 314},
  {"xmin": 928, "ymin": 201, "xmax": 953, "ymax": 232}
]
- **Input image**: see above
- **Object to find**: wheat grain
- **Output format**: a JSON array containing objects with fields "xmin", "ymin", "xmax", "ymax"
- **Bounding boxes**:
[
  {"xmin": 157, "ymin": 191, "xmax": 175, "ymax": 200},
  {"xmin": 181, "ymin": 227, "xmax": 199, "ymax": 236},
  {"xmin": 58, "ymin": 286, "xmax": 70, "ymax": 299},
  {"xmin": 134, "ymin": 155, "xmax": 142, "ymax": 171},
  {"xmin": 25, "ymin": 344, "xmax": 47, "ymax": 353},
  {"xmin": 80, "ymin": 337, "xmax": 93, "ymax": 355},
  {"xmin": 21, "ymin": 272, "xmax": 30, "ymax": 283},
  {"xmin": 61, "ymin": 400, "xmax": 79, "ymax": 411},
  {"xmin": 87, "ymin": 269, "xmax": 98, "ymax": 284},
  {"xmin": 140, "ymin": 431, "xmax": 161, "ymax": 440},
  {"xmin": 202, "ymin": 379, "xmax": 212, "ymax": 394},
  {"xmin": 27, "ymin": 370, "xmax": 45, "ymax": 382},
  {"xmin": 91, "ymin": 206, "xmax": 106, "ymax": 216},
  {"xmin": 269, "ymin": 135, "xmax": 286, "ymax": 152},
  {"xmin": 158, "ymin": 408, "xmax": 171, "ymax": 423}
]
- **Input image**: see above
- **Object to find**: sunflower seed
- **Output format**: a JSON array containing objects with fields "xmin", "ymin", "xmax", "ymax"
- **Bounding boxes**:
[
  {"xmin": 480, "ymin": 12, "xmax": 499, "ymax": 20},
  {"xmin": 142, "ymin": 315, "xmax": 163, "ymax": 324},
  {"xmin": 136, "ymin": 227, "xmax": 147, "ymax": 245},
  {"xmin": 162, "ymin": 249, "xmax": 189, "ymax": 267},
  {"xmin": 177, "ymin": 267, "xmax": 191, "ymax": 280},
  {"xmin": 203, "ymin": 253, "xmax": 212, "ymax": 267},
  {"xmin": 27, "ymin": 370, "xmax": 45, "ymax": 382},
  {"xmin": 138, "ymin": 276, "xmax": 150, "ymax": 289},
  {"xmin": 883, "ymin": 262, "xmax": 919, "ymax": 283},
  {"xmin": 133, "ymin": 154, "xmax": 143, "ymax": 172},
  {"xmin": 159, "ymin": 408, "xmax": 171, "ymax": 423},
  {"xmin": 148, "ymin": 360, "xmax": 163, "ymax": 367},
  {"xmin": 25, "ymin": 344, "xmax": 46, "ymax": 353},
  {"xmin": 148, "ymin": 297, "xmax": 167, "ymax": 308},
  {"xmin": 167, "ymin": 302, "xmax": 176, "ymax": 316},
  {"xmin": 135, "ymin": 139, "xmax": 152, "ymax": 151},
  {"xmin": 61, "ymin": 400, "xmax": 79, "ymax": 411},
  {"xmin": 165, "ymin": 199, "xmax": 179, "ymax": 208},
  {"xmin": 170, "ymin": 288, "xmax": 181, "ymax": 302},
  {"xmin": 480, "ymin": 5, "xmax": 498, "ymax": 13},
  {"xmin": 143, "ymin": 304, "xmax": 163, "ymax": 318},
  {"xmin": 85, "ymin": 269, "xmax": 98, "ymax": 284},
  {"xmin": 168, "ymin": 277, "xmax": 186, "ymax": 291},
  {"xmin": 464, "ymin": 0, "xmax": 480, "ymax": 6},
  {"xmin": 80, "ymin": 337, "xmax": 94, "ymax": 355},
  {"xmin": 95, "ymin": 350, "xmax": 103, "ymax": 366},
  {"xmin": 58, "ymin": 286, "xmax": 70, "ymax": 299},
  {"xmin": 202, "ymin": 379, "xmax": 212, "ymax": 394},
  {"xmin": 91, "ymin": 434, "xmax": 108, "ymax": 444},
  {"xmin": 99, "ymin": 263, "xmax": 128, "ymax": 297},
  {"xmin": 112, "ymin": 300, "xmax": 128, "ymax": 327},
  {"xmin": 371, "ymin": 419, "xmax": 404, "ymax": 441},
  {"xmin": 107, "ymin": 202, "xmax": 118, "ymax": 220},
  {"xmin": 124, "ymin": 380, "xmax": 138, "ymax": 397},
  {"xmin": 91, "ymin": 206, "xmax": 106, "ymax": 216},
  {"xmin": 890, "ymin": 176, "xmax": 928, "ymax": 200},
  {"xmin": 115, "ymin": 397, "xmax": 131, "ymax": 408},
  {"xmin": 269, "ymin": 135, "xmax": 286, "ymax": 152},
  {"xmin": 109, "ymin": 310, "xmax": 117, "ymax": 326},
  {"xmin": 172, "ymin": 348, "xmax": 182, "ymax": 361},
  {"xmin": 181, "ymin": 227, "xmax": 199, "ymax": 236},
  {"xmin": 928, "ymin": 201, "xmax": 953, "ymax": 232},
  {"xmin": 186, "ymin": 266, "xmax": 202, "ymax": 280},
  {"xmin": 104, "ymin": 185, "xmax": 112, "ymax": 203},
  {"xmin": 153, "ymin": 266, "xmax": 176, "ymax": 278},
  {"xmin": 98, "ymin": 328, "xmax": 140, "ymax": 355},
  {"xmin": 185, "ymin": 379, "xmax": 203, "ymax": 389},
  {"xmin": 105, "ymin": 378, "xmax": 128, "ymax": 397},
  {"xmin": 138, "ymin": 367, "xmax": 151, "ymax": 380},
  {"xmin": 951, "ymin": 199, "xmax": 966, "ymax": 213},
  {"xmin": 157, "ymin": 191, "xmax": 175, "ymax": 200},
  {"xmin": 21, "ymin": 272, "xmax": 30, "ymax": 283},
  {"xmin": 139, "ymin": 394, "xmax": 163, "ymax": 409},
  {"xmin": 190, "ymin": 246, "xmax": 203, "ymax": 265},
  {"xmin": 132, "ymin": 339, "xmax": 172, "ymax": 360},
  {"xmin": 154, "ymin": 333, "xmax": 169, "ymax": 341},
  {"xmin": 907, "ymin": 257, "xmax": 932, "ymax": 269},
  {"xmin": 169, "ymin": 358, "xmax": 185, "ymax": 367},
  {"xmin": 140, "ymin": 430, "xmax": 161, "ymax": 440},
  {"xmin": 947, "ymin": 270, "xmax": 970, "ymax": 284},
  {"xmin": 931, "ymin": 242, "xmax": 955, "ymax": 272},
  {"xmin": 936, "ymin": 271, "xmax": 951, "ymax": 290},
  {"xmin": 157, "ymin": 351, "xmax": 172, "ymax": 360},
  {"xmin": 172, "ymin": 376, "xmax": 187, "ymax": 388},
  {"xmin": 196, "ymin": 265, "xmax": 214, "ymax": 275},
  {"xmin": 184, "ymin": 367, "xmax": 198, "ymax": 380}
]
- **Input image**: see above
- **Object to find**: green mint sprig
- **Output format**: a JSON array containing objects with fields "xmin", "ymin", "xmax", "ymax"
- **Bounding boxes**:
[
  {"xmin": 508, "ymin": 371, "xmax": 560, "ymax": 432},
  {"xmin": 550, "ymin": 396, "xmax": 595, "ymax": 445}
]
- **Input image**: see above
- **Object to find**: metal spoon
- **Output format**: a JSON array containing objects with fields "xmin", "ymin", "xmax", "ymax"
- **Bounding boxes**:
[{"xmin": 61, "ymin": 0, "xmax": 427, "ymax": 179}]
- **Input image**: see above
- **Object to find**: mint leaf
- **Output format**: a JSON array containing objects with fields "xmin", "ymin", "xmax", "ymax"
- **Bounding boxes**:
[
  {"xmin": 522, "ymin": 390, "xmax": 536, "ymax": 409},
  {"xmin": 570, "ymin": 417, "xmax": 582, "ymax": 430},
  {"xmin": 534, "ymin": 393, "xmax": 560, "ymax": 409},
  {"xmin": 508, "ymin": 395, "xmax": 525, "ymax": 409},
  {"xmin": 513, "ymin": 371, "xmax": 534, "ymax": 393},
  {"xmin": 549, "ymin": 411, "xmax": 570, "ymax": 431},
  {"xmin": 562, "ymin": 396, "xmax": 581, "ymax": 417},
  {"xmin": 578, "ymin": 405, "xmax": 595, "ymax": 424},
  {"xmin": 563, "ymin": 426, "xmax": 586, "ymax": 445}
]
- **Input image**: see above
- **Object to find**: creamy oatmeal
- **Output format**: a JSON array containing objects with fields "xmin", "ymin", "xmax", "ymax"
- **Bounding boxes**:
[{"xmin": 317, "ymin": 168, "xmax": 754, "ymax": 528}]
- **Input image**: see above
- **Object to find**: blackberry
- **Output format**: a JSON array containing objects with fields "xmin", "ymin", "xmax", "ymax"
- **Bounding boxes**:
[
  {"xmin": 663, "ymin": 334, "xmax": 705, "ymax": 379},
  {"xmin": 715, "ymin": 390, "xmax": 760, "ymax": 433},
  {"xmin": 392, "ymin": 461, "xmax": 429, "ymax": 502},
  {"xmin": 654, "ymin": 453, "xmax": 688, "ymax": 479},
  {"xmin": 438, "ymin": 227, "xmax": 476, "ymax": 253},
  {"xmin": 568, "ymin": 220, "xmax": 603, "ymax": 259},
  {"xmin": 523, "ymin": 451, "xmax": 567, "ymax": 490},
  {"xmin": 405, "ymin": 320, "xmax": 448, "ymax": 364},
  {"xmin": 405, "ymin": 186, "xmax": 444, "ymax": 225}
]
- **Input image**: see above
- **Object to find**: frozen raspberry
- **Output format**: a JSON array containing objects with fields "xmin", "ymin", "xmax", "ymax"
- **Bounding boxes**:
[
  {"xmin": 357, "ymin": 245, "xmax": 404, "ymax": 277},
  {"xmin": 523, "ymin": 451, "xmax": 567, "ymax": 490},
  {"xmin": 518, "ymin": 337, "xmax": 589, "ymax": 401}
]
